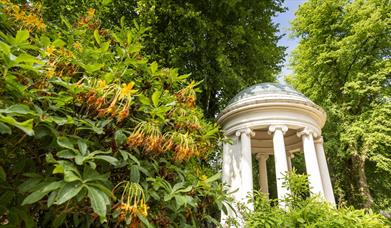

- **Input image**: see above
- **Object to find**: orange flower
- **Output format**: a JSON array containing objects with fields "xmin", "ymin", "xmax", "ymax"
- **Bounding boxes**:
[
  {"xmin": 117, "ymin": 109, "xmax": 129, "ymax": 122},
  {"xmin": 13, "ymin": 10, "xmax": 25, "ymax": 21},
  {"xmin": 127, "ymin": 132, "xmax": 145, "ymax": 148},
  {"xmin": 95, "ymin": 97, "xmax": 105, "ymax": 109}
]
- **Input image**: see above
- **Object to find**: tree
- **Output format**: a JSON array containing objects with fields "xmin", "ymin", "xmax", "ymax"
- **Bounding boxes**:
[
  {"xmin": 288, "ymin": 0, "xmax": 391, "ymax": 209},
  {"xmin": 34, "ymin": 0, "xmax": 286, "ymax": 117}
]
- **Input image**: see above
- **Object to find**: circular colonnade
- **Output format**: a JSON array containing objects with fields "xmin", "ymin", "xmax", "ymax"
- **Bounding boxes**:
[{"xmin": 217, "ymin": 83, "xmax": 335, "ymax": 226}]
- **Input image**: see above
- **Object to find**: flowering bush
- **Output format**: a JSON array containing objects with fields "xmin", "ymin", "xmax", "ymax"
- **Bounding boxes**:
[{"xmin": 0, "ymin": 1, "xmax": 227, "ymax": 227}]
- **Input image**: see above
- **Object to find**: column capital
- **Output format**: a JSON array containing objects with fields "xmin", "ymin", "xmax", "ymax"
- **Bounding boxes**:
[
  {"xmin": 235, "ymin": 128, "xmax": 255, "ymax": 137},
  {"xmin": 256, "ymin": 153, "xmax": 269, "ymax": 161},
  {"xmin": 314, "ymin": 136, "xmax": 324, "ymax": 144},
  {"xmin": 268, "ymin": 125, "xmax": 288, "ymax": 135},
  {"xmin": 297, "ymin": 127, "xmax": 318, "ymax": 138}
]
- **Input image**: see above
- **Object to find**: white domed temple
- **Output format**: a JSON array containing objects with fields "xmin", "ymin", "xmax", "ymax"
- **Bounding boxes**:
[{"xmin": 218, "ymin": 83, "xmax": 335, "ymax": 225}]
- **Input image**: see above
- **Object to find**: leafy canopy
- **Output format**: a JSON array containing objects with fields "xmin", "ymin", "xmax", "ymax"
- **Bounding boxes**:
[{"xmin": 33, "ymin": 0, "xmax": 286, "ymax": 117}]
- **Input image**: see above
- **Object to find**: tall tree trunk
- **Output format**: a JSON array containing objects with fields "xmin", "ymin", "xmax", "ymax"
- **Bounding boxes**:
[{"xmin": 352, "ymin": 154, "xmax": 373, "ymax": 209}]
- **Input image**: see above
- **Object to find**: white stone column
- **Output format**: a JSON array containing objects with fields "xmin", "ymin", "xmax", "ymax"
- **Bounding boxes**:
[
  {"xmin": 297, "ymin": 128, "xmax": 325, "ymax": 198},
  {"xmin": 235, "ymin": 128, "xmax": 255, "ymax": 211},
  {"xmin": 222, "ymin": 142, "xmax": 231, "ymax": 186},
  {"xmin": 256, "ymin": 154, "xmax": 269, "ymax": 196},
  {"xmin": 268, "ymin": 125, "xmax": 290, "ymax": 208},
  {"xmin": 315, "ymin": 137, "xmax": 336, "ymax": 206}
]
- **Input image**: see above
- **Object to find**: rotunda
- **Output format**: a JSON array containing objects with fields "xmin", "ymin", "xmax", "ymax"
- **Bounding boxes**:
[{"xmin": 218, "ymin": 83, "xmax": 335, "ymax": 224}]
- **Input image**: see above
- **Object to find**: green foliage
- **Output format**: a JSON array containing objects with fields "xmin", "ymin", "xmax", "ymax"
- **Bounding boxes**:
[
  {"xmin": 0, "ymin": 2, "xmax": 227, "ymax": 227},
  {"xmin": 245, "ymin": 171, "xmax": 389, "ymax": 227},
  {"xmin": 288, "ymin": 0, "xmax": 391, "ymax": 209},
  {"xmin": 32, "ymin": 0, "xmax": 286, "ymax": 117}
]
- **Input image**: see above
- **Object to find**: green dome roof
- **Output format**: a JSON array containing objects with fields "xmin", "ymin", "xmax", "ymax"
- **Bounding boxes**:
[{"xmin": 228, "ymin": 83, "xmax": 307, "ymax": 105}]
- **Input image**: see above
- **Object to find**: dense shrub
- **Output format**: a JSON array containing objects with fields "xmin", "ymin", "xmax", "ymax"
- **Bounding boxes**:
[
  {"xmin": 245, "ymin": 170, "xmax": 390, "ymax": 227},
  {"xmin": 0, "ymin": 1, "xmax": 227, "ymax": 227}
]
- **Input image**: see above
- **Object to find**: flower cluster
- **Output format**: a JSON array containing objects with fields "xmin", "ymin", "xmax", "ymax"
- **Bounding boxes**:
[
  {"xmin": 80, "ymin": 79, "xmax": 137, "ymax": 122},
  {"xmin": 175, "ymin": 81, "xmax": 198, "ymax": 107},
  {"xmin": 77, "ymin": 8, "xmax": 100, "ymax": 31},
  {"xmin": 1, "ymin": 0, "xmax": 46, "ymax": 31},
  {"xmin": 127, "ymin": 121, "xmax": 210, "ymax": 161},
  {"xmin": 127, "ymin": 121, "xmax": 165, "ymax": 154},
  {"xmin": 113, "ymin": 182, "xmax": 149, "ymax": 226}
]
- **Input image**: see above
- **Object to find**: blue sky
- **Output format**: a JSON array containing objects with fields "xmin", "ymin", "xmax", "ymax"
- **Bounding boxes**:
[{"xmin": 273, "ymin": 0, "xmax": 306, "ymax": 82}]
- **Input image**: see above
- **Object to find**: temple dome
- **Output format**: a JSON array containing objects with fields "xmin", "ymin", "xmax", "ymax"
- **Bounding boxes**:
[
  {"xmin": 217, "ymin": 82, "xmax": 326, "ymax": 135},
  {"xmin": 228, "ymin": 83, "xmax": 307, "ymax": 104}
]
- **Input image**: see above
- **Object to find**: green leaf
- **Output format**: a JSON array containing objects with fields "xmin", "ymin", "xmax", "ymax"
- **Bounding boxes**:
[
  {"xmin": 203, "ymin": 173, "xmax": 221, "ymax": 183},
  {"xmin": 129, "ymin": 165, "xmax": 140, "ymax": 183},
  {"xmin": 55, "ymin": 182, "xmax": 83, "ymax": 205},
  {"xmin": 0, "ymin": 104, "xmax": 34, "ymax": 115},
  {"xmin": 52, "ymin": 38, "xmax": 66, "ymax": 47},
  {"xmin": 15, "ymin": 30, "xmax": 29, "ymax": 44},
  {"xmin": 138, "ymin": 94, "xmax": 151, "ymax": 106},
  {"xmin": 87, "ymin": 186, "xmax": 107, "ymax": 222},
  {"xmin": 138, "ymin": 214, "xmax": 154, "ymax": 228},
  {"xmin": 297, "ymin": 218, "xmax": 305, "ymax": 223},
  {"xmin": 47, "ymin": 191, "xmax": 57, "ymax": 207},
  {"xmin": 94, "ymin": 30, "xmax": 101, "ymax": 45},
  {"xmin": 40, "ymin": 35, "xmax": 51, "ymax": 46},
  {"xmin": 41, "ymin": 181, "xmax": 65, "ymax": 192},
  {"xmin": 56, "ymin": 150, "xmax": 76, "ymax": 159},
  {"xmin": 15, "ymin": 54, "xmax": 43, "ymax": 64},
  {"xmin": 102, "ymin": 0, "xmax": 112, "ymax": 6},
  {"xmin": 102, "ymin": 72, "xmax": 114, "ymax": 83},
  {"xmin": 64, "ymin": 169, "xmax": 82, "ymax": 182},
  {"xmin": 150, "ymin": 61, "xmax": 158, "ymax": 74},
  {"xmin": 57, "ymin": 136, "xmax": 76, "ymax": 151},
  {"xmin": 0, "ymin": 122, "xmax": 11, "ymax": 134},
  {"xmin": 81, "ymin": 63, "xmax": 104, "ymax": 74},
  {"xmin": 114, "ymin": 130, "xmax": 126, "ymax": 145},
  {"xmin": 152, "ymin": 90, "xmax": 161, "ymax": 107},
  {"xmin": 0, "ymin": 41, "xmax": 10, "ymax": 57},
  {"xmin": 22, "ymin": 189, "xmax": 49, "ymax": 205},
  {"xmin": 95, "ymin": 155, "xmax": 118, "ymax": 166},
  {"xmin": 75, "ymin": 155, "xmax": 84, "ymax": 165},
  {"xmin": 77, "ymin": 140, "xmax": 88, "ymax": 155},
  {"xmin": 0, "ymin": 115, "xmax": 34, "ymax": 136},
  {"xmin": 53, "ymin": 164, "xmax": 64, "ymax": 174}
]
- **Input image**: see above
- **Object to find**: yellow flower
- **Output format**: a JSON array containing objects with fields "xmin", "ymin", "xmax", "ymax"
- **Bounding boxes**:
[
  {"xmin": 97, "ymin": 79, "xmax": 106, "ymax": 88},
  {"xmin": 47, "ymin": 68, "xmax": 55, "ymax": 78},
  {"xmin": 35, "ymin": 20, "xmax": 46, "ymax": 31},
  {"xmin": 24, "ymin": 14, "xmax": 39, "ymax": 27},
  {"xmin": 120, "ymin": 82, "xmax": 136, "ymax": 99},
  {"xmin": 13, "ymin": 10, "xmax": 25, "ymax": 21},
  {"xmin": 87, "ymin": 8, "xmax": 95, "ymax": 18},
  {"xmin": 73, "ymin": 41, "xmax": 81, "ymax": 50},
  {"xmin": 45, "ymin": 46, "xmax": 55, "ymax": 56},
  {"xmin": 200, "ymin": 175, "xmax": 208, "ymax": 181}
]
